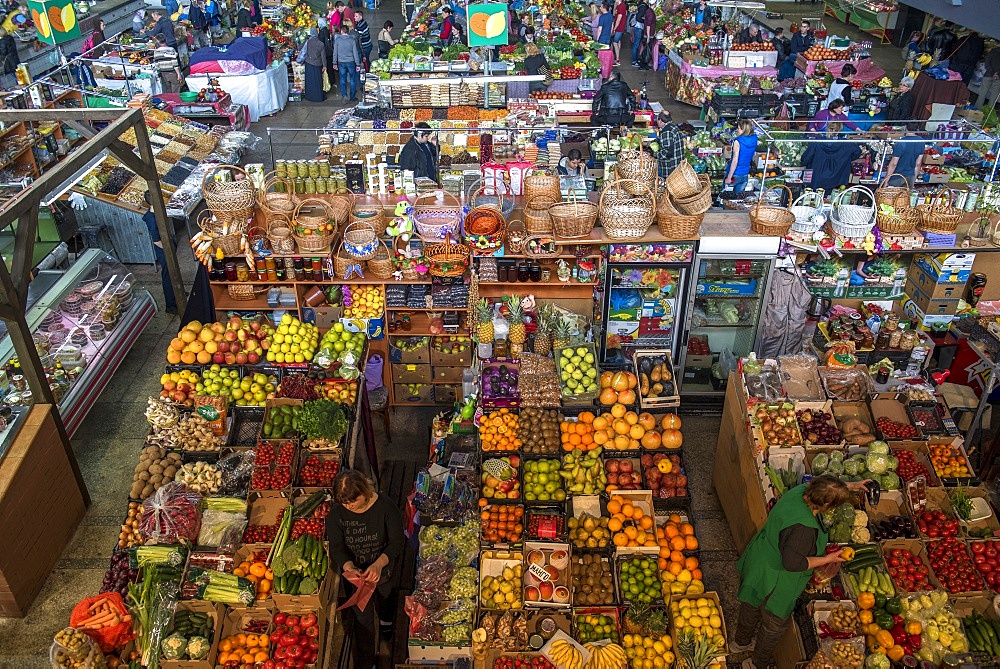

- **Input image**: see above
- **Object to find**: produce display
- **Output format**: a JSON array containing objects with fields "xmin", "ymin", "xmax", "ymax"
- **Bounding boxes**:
[
  {"xmin": 926, "ymin": 538, "xmax": 985, "ymax": 594},
  {"xmin": 572, "ymin": 554, "xmax": 614, "ymax": 606}
]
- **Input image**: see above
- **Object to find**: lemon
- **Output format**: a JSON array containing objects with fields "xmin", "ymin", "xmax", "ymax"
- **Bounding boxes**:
[
  {"xmin": 689, "ymin": 616, "xmax": 703, "ymax": 627},
  {"xmin": 680, "ymin": 607, "xmax": 692, "ymax": 619},
  {"xmin": 653, "ymin": 642, "xmax": 666, "ymax": 655},
  {"xmin": 697, "ymin": 606, "xmax": 711, "ymax": 618},
  {"xmin": 674, "ymin": 617, "xmax": 685, "ymax": 629},
  {"xmin": 663, "ymin": 652, "xmax": 675, "ymax": 665},
  {"xmin": 642, "ymin": 638, "xmax": 653, "ymax": 649},
  {"xmin": 696, "ymin": 598, "xmax": 709, "ymax": 608},
  {"xmin": 710, "ymin": 614, "xmax": 722, "ymax": 629}
]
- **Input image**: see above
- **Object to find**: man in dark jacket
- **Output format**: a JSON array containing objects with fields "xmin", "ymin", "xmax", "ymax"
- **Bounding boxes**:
[
  {"xmin": 736, "ymin": 23, "xmax": 763, "ymax": 44},
  {"xmin": 144, "ymin": 9, "xmax": 176, "ymax": 47},
  {"xmin": 789, "ymin": 21, "xmax": 813, "ymax": 59},
  {"xmin": 592, "ymin": 70, "xmax": 635, "ymax": 126},
  {"xmin": 398, "ymin": 122, "xmax": 439, "ymax": 181},
  {"xmin": 188, "ymin": 0, "xmax": 210, "ymax": 49},
  {"xmin": 801, "ymin": 123, "xmax": 862, "ymax": 192},
  {"xmin": 773, "ymin": 27, "xmax": 793, "ymax": 80},
  {"xmin": 0, "ymin": 26, "xmax": 19, "ymax": 89},
  {"xmin": 950, "ymin": 31, "xmax": 984, "ymax": 84}
]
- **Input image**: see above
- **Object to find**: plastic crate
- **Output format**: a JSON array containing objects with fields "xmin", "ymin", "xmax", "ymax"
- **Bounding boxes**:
[{"xmin": 228, "ymin": 406, "xmax": 265, "ymax": 447}]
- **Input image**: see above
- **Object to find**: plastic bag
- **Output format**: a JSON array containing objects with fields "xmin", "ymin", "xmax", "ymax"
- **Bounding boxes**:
[
  {"xmin": 139, "ymin": 482, "xmax": 203, "ymax": 545},
  {"xmin": 50, "ymin": 628, "xmax": 108, "ymax": 668},
  {"xmin": 365, "ymin": 354, "xmax": 385, "ymax": 390},
  {"xmin": 67, "ymin": 592, "xmax": 135, "ymax": 653},
  {"xmin": 778, "ymin": 353, "xmax": 824, "ymax": 400},
  {"xmin": 820, "ymin": 368, "xmax": 874, "ymax": 402},
  {"xmin": 719, "ymin": 347, "xmax": 738, "ymax": 379},
  {"xmin": 197, "ymin": 508, "xmax": 247, "ymax": 552},
  {"xmin": 215, "ymin": 450, "xmax": 255, "ymax": 497}
]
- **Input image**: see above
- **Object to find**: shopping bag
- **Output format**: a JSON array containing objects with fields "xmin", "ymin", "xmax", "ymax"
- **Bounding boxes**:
[{"xmin": 322, "ymin": 68, "xmax": 331, "ymax": 92}]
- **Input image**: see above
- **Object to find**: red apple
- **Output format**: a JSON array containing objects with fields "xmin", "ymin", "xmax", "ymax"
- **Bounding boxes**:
[
  {"xmin": 248, "ymin": 352, "xmax": 260, "ymax": 364},
  {"xmin": 236, "ymin": 352, "xmax": 249, "ymax": 364},
  {"xmin": 212, "ymin": 352, "xmax": 225, "ymax": 364}
]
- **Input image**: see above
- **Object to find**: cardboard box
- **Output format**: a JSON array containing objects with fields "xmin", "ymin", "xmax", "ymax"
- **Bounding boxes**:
[
  {"xmin": 430, "ymin": 337, "xmax": 473, "ymax": 366},
  {"xmin": 912, "ymin": 253, "xmax": 975, "ymax": 284},
  {"xmin": 390, "ymin": 337, "xmax": 430, "ymax": 364},
  {"xmin": 269, "ymin": 605, "xmax": 327, "ymax": 668},
  {"xmin": 262, "ymin": 398, "xmax": 303, "ymax": 441},
  {"xmin": 897, "ymin": 295, "xmax": 957, "ymax": 331},
  {"xmin": 394, "ymin": 383, "xmax": 433, "ymax": 404},
  {"xmin": 247, "ymin": 491, "xmax": 290, "ymax": 529},
  {"xmin": 865, "ymin": 489, "xmax": 907, "ymax": 523},
  {"xmin": 271, "ymin": 563, "xmax": 336, "ymax": 610},
  {"xmin": 523, "ymin": 541, "xmax": 572, "ymax": 608},
  {"xmin": 907, "ymin": 262, "xmax": 967, "ymax": 299},
  {"xmin": 219, "ymin": 607, "xmax": 273, "ymax": 651},
  {"xmin": 313, "ymin": 306, "xmax": 343, "ymax": 330},
  {"xmin": 480, "ymin": 549, "xmax": 524, "ymax": 610},
  {"xmin": 869, "ymin": 394, "xmax": 922, "ymax": 441},
  {"xmin": 340, "ymin": 316, "xmax": 385, "ymax": 340},
  {"xmin": 903, "ymin": 280, "xmax": 962, "ymax": 317},
  {"xmin": 879, "ymin": 539, "xmax": 943, "ymax": 592},
  {"xmin": 668, "ymin": 592, "xmax": 728, "ymax": 655},
  {"xmin": 887, "ymin": 440, "xmax": 941, "ymax": 486},
  {"xmin": 160, "ymin": 601, "xmax": 225, "ymax": 669},
  {"xmin": 795, "ymin": 400, "xmax": 845, "ymax": 449},
  {"xmin": 923, "ymin": 154, "xmax": 945, "ymax": 166},
  {"xmin": 606, "ymin": 320, "xmax": 640, "ymax": 345},
  {"xmin": 435, "ymin": 384, "xmax": 461, "ymax": 404},
  {"xmin": 392, "ymin": 362, "xmax": 432, "ymax": 384},
  {"xmin": 831, "ymin": 401, "xmax": 876, "ymax": 442},
  {"xmin": 431, "ymin": 366, "xmax": 464, "ymax": 384},
  {"xmin": 955, "ymin": 108, "xmax": 985, "ymax": 124}
]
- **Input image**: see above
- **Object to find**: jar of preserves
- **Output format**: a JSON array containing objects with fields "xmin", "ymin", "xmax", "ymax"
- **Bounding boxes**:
[
  {"xmin": 888, "ymin": 328, "xmax": 903, "ymax": 349},
  {"xmin": 899, "ymin": 330, "xmax": 917, "ymax": 350}
]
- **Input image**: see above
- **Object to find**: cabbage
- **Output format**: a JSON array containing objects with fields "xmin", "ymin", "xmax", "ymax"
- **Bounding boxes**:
[
  {"xmin": 843, "ymin": 459, "xmax": 861, "ymax": 476},
  {"xmin": 868, "ymin": 441, "xmax": 890, "ymax": 455},
  {"xmin": 866, "ymin": 452, "xmax": 889, "ymax": 474},
  {"xmin": 811, "ymin": 453, "xmax": 829, "ymax": 474},
  {"xmin": 866, "ymin": 653, "xmax": 890, "ymax": 669},
  {"xmin": 186, "ymin": 637, "xmax": 210, "ymax": 660},
  {"xmin": 830, "ymin": 450, "xmax": 845, "ymax": 463},
  {"xmin": 886, "ymin": 454, "xmax": 898, "ymax": 471},
  {"xmin": 161, "ymin": 633, "xmax": 187, "ymax": 660},
  {"xmin": 827, "ymin": 459, "xmax": 844, "ymax": 475},
  {"xmin": 881, "ymin": 472, "xmax": 901, "ymax": 491},
  {"xmin": 853, "ymin": 510, "xmax": 868, "ymax": 526}
]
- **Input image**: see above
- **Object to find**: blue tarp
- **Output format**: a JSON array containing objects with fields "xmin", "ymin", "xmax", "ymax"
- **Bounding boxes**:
[{"xmin": 188, "ymin": 36, "xmax": 270, "ymax": 71}]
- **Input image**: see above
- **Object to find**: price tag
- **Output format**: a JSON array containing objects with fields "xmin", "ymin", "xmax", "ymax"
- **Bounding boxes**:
[{"xmin": 528, "ymin": 562, "xmax": 551, "ymax": 583}]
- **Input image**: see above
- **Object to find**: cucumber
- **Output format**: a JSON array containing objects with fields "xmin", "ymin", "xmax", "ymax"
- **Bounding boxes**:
[
  {"xmin": 844, "ymin": 556, "xmax": 883, "ymax": 573},
  {"xmin": 294, "ymin": 490, "xmax": 326, "ymax": 519},
  {"xmin": 966, "ymin": 621, "xmax": 983, "ymax": 650}
]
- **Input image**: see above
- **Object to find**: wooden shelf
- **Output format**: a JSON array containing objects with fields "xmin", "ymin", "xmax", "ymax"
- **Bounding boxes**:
[
  {"xmin": 0, "ymin": 122, "xmax": 23, "ymax": 141},
  {"xmin": 213, "ymin": 292, "xmax": 286, "ymax": 311},
  {"xmin": 0, "ymin": 145, "xmax": 33, "ymax": 173},
  {"xmin": 385, "ymin": 306, "xmax": 469, "ymax": 311}
]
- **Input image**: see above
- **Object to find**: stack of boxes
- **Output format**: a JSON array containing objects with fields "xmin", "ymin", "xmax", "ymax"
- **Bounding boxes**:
[
  {"xmin": 391, "ymin": 336, "xmax": 471, "ymax": 404},
  {"xmin": 899, "ymin": 253, "xmax": 975, "ymax": 331}
]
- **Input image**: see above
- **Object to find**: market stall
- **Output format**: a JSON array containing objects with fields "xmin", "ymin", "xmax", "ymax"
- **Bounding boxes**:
[{"xmin": 186, "ymin": 62, "xmax": 290, "ymax": 123}]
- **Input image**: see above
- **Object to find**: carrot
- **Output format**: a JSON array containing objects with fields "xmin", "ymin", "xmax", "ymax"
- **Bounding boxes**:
[{"xmin": 78, "ymin": 611, "xmax": 115, "ymax": 626}]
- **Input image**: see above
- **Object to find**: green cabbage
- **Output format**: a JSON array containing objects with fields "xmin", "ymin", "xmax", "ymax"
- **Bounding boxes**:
[
  {"xmin": 881, "ymin": 472, "xmax": 901, "ymax": 491},
  {"xmin": 811, "ymin": 453, "xmax": 829, "ymax": 474},
  {"xmin": 827, "ymin": 459, "xmax": 844, "ymax": 475},
  {"xmin": 830, "ymin": 450, "xmax": 845, "ymax": 463},
  {"xmin": 829, "ymin": 523, "xmax": 852, "ymax": 544},
  {"xmin": 161, "ymin": 633, "xmax": 187, "ymax": 660},
  {"xmin": 886, "ymin": 455, "xmax": 898, "ymax": 471},
  {"xmin": 834, "ymin": 503, "xmax": 856, "ymax": 525},
  {"xmin": 868, "ymin": 441, "xmax": 890, "ymax": 455},
  {"xmin": 866, "ymin": 452, "xmax": 889, "ymax": 475},
  {"xmin": 186, "ymin": 637, "xmax": 210, "ymax": 660},
  {"xmin": 843, "ymin": 459, "xmax": 861, "ymax": 476}
]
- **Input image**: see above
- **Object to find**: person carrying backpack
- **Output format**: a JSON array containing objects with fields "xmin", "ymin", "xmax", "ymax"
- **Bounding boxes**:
[{"xmin": 631, "ymin": 0, "xmax": 654, "ymax": 69}]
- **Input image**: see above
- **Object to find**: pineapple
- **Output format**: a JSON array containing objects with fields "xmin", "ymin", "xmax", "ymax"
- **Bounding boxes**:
[
  {"xmin": 552, "ymin": 316, "xmax": 572, "ymax": 351},
  {"xmin": 475, "ymin": 299, "xmax": 494, "ymax": 343},
  {"xmin": 623, "ymin": 602, "xmax": 669, "ymax": 637},
  {"xmin": 533, "ymin": 308, "xmax": 553, "ymax": 356},
  {"xmin": 506, "ymin": 296, "xmax": 526, "ymax": 346}
]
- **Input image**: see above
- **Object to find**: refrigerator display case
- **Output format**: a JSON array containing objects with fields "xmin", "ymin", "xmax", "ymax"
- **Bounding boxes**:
[
  {"xmin": 600, "ymin": 241, "xmax": 696, "ymax": 364},
  {"xmin": 0, "ymin": 248, "xmax": 156, "ymax": 448},
  {"xmin": 681, "ymin": 237, "xmax": 780, "ymax": 396}
]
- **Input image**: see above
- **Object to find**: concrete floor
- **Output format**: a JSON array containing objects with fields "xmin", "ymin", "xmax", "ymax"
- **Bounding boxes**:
[{"xmin": 0, "ymin": 3, "xmax": 910, "ymax": 664}]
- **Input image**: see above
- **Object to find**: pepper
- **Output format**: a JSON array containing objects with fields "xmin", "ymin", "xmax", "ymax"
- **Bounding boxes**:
[{"xmin": 818, "ymin": 622, "xmax": 856, "ymax": 640}]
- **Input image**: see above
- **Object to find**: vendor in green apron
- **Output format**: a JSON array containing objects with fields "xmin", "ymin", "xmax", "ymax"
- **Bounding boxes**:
[{"xmin": 733, "ymin": 475, "xmax": 864, "ymax": 669}]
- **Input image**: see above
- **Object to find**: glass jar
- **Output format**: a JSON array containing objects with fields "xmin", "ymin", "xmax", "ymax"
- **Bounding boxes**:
[
  {"xmin": 294, "ymin": 177, "xmax": 305, "ymax": 195},
  {"xmin": 316, "ymin": 177, "xmax": 327, "ymax": 194},
  {"xmin": 225, "ymin": 261, "xmax": 237, "ymax": 281},
  {"xmin": 885, "ymin": 314, "xmax": 899, "ymax": 331},
  {"xmin": 888, "ymin": 328, "xmax": 903, "ymax": 349},
  {"xmin": 304, "ymin": 177, "xmax": 316, "ymax": 194},
  {"xmin": 236, "ymin": 264, "xmax": 250, "ymax": 282},
  {"xmin": 275, "ymin": 160, "xmax": 287, "ymax": 177},
  {"xmin": 900, "ymin": 330, "xmax": 917, "ymax": 351},
  {"xmin": 319, "ymin": 161, "xmax": 331, "ymax": 177},
  {"xmin": 875, "ymin": 330, "xmax": 891, "ymax": 349},
  {"xmin": 297, "ymin": 160, "xmax": 309, "ymax": 178},
  {"xmin": 255, "ymin": 257, "xmax": 267, "ymax": 274},
  {"xmin": 308, "ymin": 160, "xmax": 320, "ymax": 178},
  {"xmin": 517, "ymin": 263, "xmax": 530, "ymax": 282}
]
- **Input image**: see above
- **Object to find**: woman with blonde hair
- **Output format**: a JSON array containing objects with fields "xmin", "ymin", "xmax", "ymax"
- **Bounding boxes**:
[
  {"xmin": 524, "ymin": 42, "xmax": 550, "ymax": 92},
  {"xmin": 329, "ymin": 470, "xmax": 404, "ymax": 669}
]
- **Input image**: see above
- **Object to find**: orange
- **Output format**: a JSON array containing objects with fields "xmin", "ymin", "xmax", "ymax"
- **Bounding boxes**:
[
  {"xmin": 249, "ymin": 562, "xmax": 267, "ymax": 578},
  {"xmin": 668, "ymin": 561, "xmax": 682, "ymax": 575},
  {"xmin": 680, "ymin": 523, "xmax": 695, "ymax": 536},
  {"xmin": 255, "ymin": 652, "xmax": 270, "ymax": 663},
  {"xmin": 670, "ymin": 549, "xmax": 685, "ymax": 563},
  {"xmin": 236, "ymin": 634, "xmax": 247, "ymax": 646},
  {"xmin": 242, "ymin": 654, "xmax": 256, "ymax": 664},
  {"xmin": 692, "ymin": 568, "xmax": 703, "ymax": 581},
  {"xmin": 658, "ymin": 557, "xmax": 669, "ymax": 571},
  {"xmin": 607, "ymin": 500, "xmax": 621, "ymax": 514},
  {"xmin": 664, "ymin": 524, "xmax": 679, "ymax": 539},
  {"xmin": 578, "ymin": 411, "xmax": 595, "ymax": 424},
  {"xmin": 608, "ymin": 517, "xmax": 623, "ymax": 532},
  {"xmin": 668, "ymin": 513, "xmax": 682, "ymax": 524},
  {"xmin": 569, "ymin": 434, "xmax": 582, "ymax": 446},
  {"xmin": 632, "ymin": 506, "xmax": 644, "ymax": 521},
  {"xmin": 613, "ymin": 533, "xmax": 628, "ymax": 547},
  {"xmin": 624, "ymin": 526, "xmax": 638, "ymax": 540},
  {"xmin": 246, "ymin": 634, "xmax": 259, "ymax": 648},
  {"xmin": 685, "ymin": 536, "xmax": 699, "ymax": 550},
  {"xmin": 670, "ymin": 536, "xmax": 686, "ymax": 551},
  {"xmin": 621, "ymin": 503, "xmax": 634, "ymax": 518},
  {"xmin": 219, "ymin": 639, "xmax": 234, "ymax": 653},
  {"xmin": 639, "ymin": 516, "xmax": 653, "ymax": 530}
]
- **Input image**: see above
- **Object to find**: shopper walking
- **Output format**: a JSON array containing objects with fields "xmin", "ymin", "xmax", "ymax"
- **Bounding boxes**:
[
  {"xmin": 153, "ymin": 34, "xmax": 183, "ymax": 93},
  {"xmin": 298, "ymin": 28, "xmax": 327, "ymax": 102},
  {"xmin": 333, "ymin": 24, "xmax": 361, "ymax": 101},
  {"xmin": 976, "ymin": 47, "xmax": 1000, "ymax": 111},
  {"xmin": 693, "ymin": 0, "xmax": 711, "ymax": 27},
  {"xmin": 142, "ymin": 192, "xmax": 179, "ymax": 315},
  {"xmin": 885, "ymin": 122, "xmax": 926, "ymax": 186},
  {"xmin": 328, "ymin": 1, "xmax": 346, "ymax": 31},
  {"xmin": 801, "ymin": 123, "xmax": 862, "ymax": 192},
  {"xmin": 318, "ymin": 22, "xmax": 337, "ymax": 86},
  {"xmin": 205, "ymin": 0, "xmax": 221, "ymax": 37},
  {"xmin": 789, "ymin": 20, "xmax": 814, "ymax": 61},
  {"xmin": 0, "ymin": 27, "xmax": 17, "ymax": 89},
  {"xmin": 353, "ymin": 9, "xmax": 372, "ymax": 67},
  {"xmin": 611, "ymin": 0, "xmax": 626, "ymax": 65},
  {"xmin": 595, "ymin": 2, "xmax": 612, "ymax": 46},
  {"xmin": 328, "ymin": 471, "xmax": 404, "ymax": 669},
  {"xmin": 825, "ymin": 63, "xmax": 856, "ymax": 109},
  {"xmin": 378, "ymin": 20, "xmax": 395, "ymax": 58},
  {"xmin": 188, "ymin": 0, "xmax": 210, "ymax": 49},
  {"xmin": 773, "ymin": 28, "xmax": 793, "ymax": 81},
  {"xmin": 439, "ymin": 6, "xmax": 457, "ymax": 45},
  {"xmin": 725, "ymin": 119, "xmax": 757, "ymax": 196},
  {"xmin": 949, "ymin": 31, "xmax": 984, "ymax": 84},
  {"xmin": 655, "ymin": 110, "xmax": 684, "ymax": 178},
  {"xmin": 398, "ymin": 122, "xmax": 439, "ymax": 180},
  {"xmin": 630, "ymin": 0, "xmax": 654, "ymax": 68},
  {"xmin": 885, "ymin": 76, "xmax": 915, "ymax": 121},
  {"xmin": 732, "ymin": 476, "xmax": 859, "ymax": 669},
  {"xmin": 144, "ymin": 9, "xmax": 177, "ymax": 47},
  {"xmin": 234, "ymin": 0, "xmax": 254, "ymax": 32}
]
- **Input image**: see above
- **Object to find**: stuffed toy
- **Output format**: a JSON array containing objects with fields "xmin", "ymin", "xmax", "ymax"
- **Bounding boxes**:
[{"xmin": 385, "ymin": 196, "xmax": 414, "ymax": 242}]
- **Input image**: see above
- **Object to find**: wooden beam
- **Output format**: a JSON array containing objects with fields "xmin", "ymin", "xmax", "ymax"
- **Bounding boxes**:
[
  {"xmin": 10, "ymin": 204, "xmax": 39, "ymax": 305},
  {"xmin": 0, "ymin": 109, "xmax": 145, "ymax": 224},
  {"xmin": 0, "ymin": 108, "xmax": 129, "ymax": 123},
  {"xmin": 107, "ymin": 140, "xmax": 156, "ymax": 181},
  {"xmin": 63, "ymin": 119, "xmax": 96, "ymax": 139},
  {"xmin": 132, "ymin": 115, "xmax": 188, "ymax": 315}
]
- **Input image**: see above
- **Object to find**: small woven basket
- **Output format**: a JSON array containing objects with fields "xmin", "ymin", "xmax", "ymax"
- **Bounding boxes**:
[
  {"xmin": 664, "ymin": 161, "xmax": 702, "ymax": 200},
  {"xmin": 750, "ymin": 185, "xmax": 796, "ymax": 236},
  {"xmin": 655, "ymin": 182, "xmax": 703, "ymax": 238},
  {"xmin": 268, "ymin": 220, "xmax": 297, "ymax": 254},
  {"xmin": 227, "ymin": 284, "xmax": 268, "ymax": 301},
  {"xmin": 414, "ymin": 190, "xmax": 463, "ymax": 241},
  {"xmin": 292, "ymin": 198, "xmax": 336, "ymax": 251},
  {"xmin": 524, "ymin": 196, "xmax": 556, "ymax": 235},
  {"xmin": 342, "ymin": 220, "xmax": 380, "ymax": 260},
  {"xmin": 672, "ymin": 174, "xmax": 712, "ymax": 215},
  {"xmin": 367, "ymin": 240, "xmax": 395, "ymax": 279},
  {"xmin": 877, "ymin": 190, "xmax": 921, "ymax": 235},
  {"xmin": 789, "ymin": 190, "xmax": 826, "ymax": 234},
  {"xmin": 830, "ymin": 186, "xmax": 876, "ymax": 238},
  {"xmin": 523, "ymin": 166, "xmax": 562, "ymax": 203},
  {"xmin": 424, "ymin": 233, "xmax": 471, "ymax": 277},
  {"xmin": 328, "ymin": 188, "xmax": 355, "ymax": 227},
  {"xmin": 214, "ymin": 232, "xmax": 244, "ymax": 257},
  {"xmin": 202, "ymin": 164, "xmax": 257, "ymax": 216},
  {"xmin": 599, "ymin": 178, "xmax": 655, "ymax": 240},
  {"xmin": 333, "ymin": 240, "xmax": 366, "ymax": 279},
  {"xmin": 259, "ymin": 171, "xmax": 299, "ymax": 217},
  {"xmin": 505, "ymin": 219, "xmax": 527, "ymax": 254},
  {"xmin": 523, "ymin": 234, "xmax": 560, "ymax": 258},
  {"xmin": 614, "ymin": 149, "xmax": 657, "ymax": 195},
  {"xmin": 351, "ymin": 195, "xmax": 388, "ymax": 236},
  {"xmin": 548, "ymin": 191, "xmax": 598, "ymax": 239},
  {"xmin": 874, "ymin": 174, "xmax": 911, "ymax": 210},
  {"xmin": 465, "ymin": 206, "xmax": 507, "ymax": 256},
  {"xmin": 917, "ymin": 190, "xmax": 964, "ymax": 235}
]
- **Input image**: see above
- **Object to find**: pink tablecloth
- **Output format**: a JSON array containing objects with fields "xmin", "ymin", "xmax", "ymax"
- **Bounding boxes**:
[
  {"xmin": 795, "ymin": 57, "xmax": 886, "ymax": 83},
  {"xmin": 157, "ymin": 93, "xmax": 250, "ymax": 130},
  {"xmin": 681, "ymin": 61, "xmax": 776, "ymax": 78}
]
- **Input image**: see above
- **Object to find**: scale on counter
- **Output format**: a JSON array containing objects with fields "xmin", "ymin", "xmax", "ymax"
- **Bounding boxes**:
[{"xmin": 172, "ymin": 104, "xmax": 218, "ymax": 116}]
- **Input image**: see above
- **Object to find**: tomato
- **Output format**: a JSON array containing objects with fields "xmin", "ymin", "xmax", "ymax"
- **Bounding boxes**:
[{"xmin": 301, "ymin": 613, "xmax": 317, "ymax": 628}]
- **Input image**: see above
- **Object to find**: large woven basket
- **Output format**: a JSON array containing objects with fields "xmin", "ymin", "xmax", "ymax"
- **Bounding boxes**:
[
  {"xmin": 790, "ymin": 190, "xmax": 826, "ymax": 234},
  {"xmin": 615, "ymin": 149, "xmax": 657, "ymax": 195},
  {"xmin": 228, "ymin": 284, "xmax": 268, "ymax": 301},
  {"xmin": 467, "ymin": 179, "xmax": 515, "ymax": 220},
  {"xmin": 202, "ymin": 164, "xmax": 257, "ymax": 218},
  {"xmin": 342, "ymin": 220, "xmax": 380, "ymax": 260},
  {"xmin": 830, "ymin": 186, "xmax": 876, "ymax": 238},
  {"xmin": 367, "ymin": 240, "xmax": 395, "ymax": 279},
  {"xmin": 259, "ymin": 171, "xmax": 299, "ymax": 217},
  {"xmin": 917, "ymin": 190, "xmax": 964, "ymax": 235},
  {"xmin": 672, "ymin": 174, "xmax": 712, "ymax": 215},
  {"xmin": 656, "ymin": 180, "xmax": 703, "ymax": 238},
  {"xmin": 333, "ymin": 240, "xmax": 365, "ymax": 279},
  {"xmin": 523, "ymin": 166, "xmax": 562, "ymax": 203},
  {"xmin": 424, "ymin": 233, "xmax": 471, "ymax": 277},
  {"xmin": 548, "ymin": 191, "xmax": 598, "ymax": 239},
  {"xmin": 599, "ymin": 178, "xmax": 655, "ymax": 240},
  {"xmin": 328, "ymin": 188, "xmax": 355, "ymax": 226},
  {"xmin": 524, "ymin": 196, "xmax": 556, "ymax": 235},
  {"xmin": 664, "ymin": 161, "xmax": 702, "ymax": 200},
  {"xmin": 292, "ymin": 198, "xmax": 336, "ymax": 252},
  {"xmin": 877, "ymin": 190, "xmax": 921, "ymax": 235},
  {"xmin": 267, "ymin": 216, "xmax": 297, "ymax": 254},
  {"xmin": 874, "ymin": 174, "xmax": 911, "ymax": 210},
  {"xmin": 414, "ymin": 190, "xmax": 463, "ymax": 241},
  {"xmin": 505, "ymin": 219, "xmax": 527, "ymax": 254},
  {"xmin": 350, "ymin": 195, "xmax": 388, "ymax": 236},
  {"xmin": 750, "ymin": 186, "xmax": 796, "ymax": 236}
]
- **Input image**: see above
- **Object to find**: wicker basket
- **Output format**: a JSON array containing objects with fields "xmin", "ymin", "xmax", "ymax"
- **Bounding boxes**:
[
  {"xmin": 750, "ymin": 186, "xmax": 796, "ymax": 236},
  {"xmin": 789, "ymin": 190, "xmax": 826, "ymax": 234},
  {"xmin": 424, "ymin": 233, "xmax": 471, "ymax": 277},
  {"xmin": 523, "ymin": 234, "xmax": 560, "ymax": 258},
  {"xmin": 655, "ymin": 181, "xmax": 703, "ymax": 238},
  {"xmin": 202, "ymin": 164, "xmax": 257, "ymax": 218},
  {"xmin": 196, "ymin": 209, "xmax": 226, "ymax": 236},
  {"xmin": 524, "ymin": 196, "xmax": 557, "ymax": 235},
  {"xmin": 830, "ymin": 186, "xmax": 876, "ymax": 238},
  {"xmin": 259, "ymin": 171, "xmax": 299, "ymax": 217},
  {"xmin": 599, "ymin": 178, "xmax": 655, "ymax": 240},
  {"xmin": 917, "ymin": 190, "xmax": 964, "ymax": 235},
  {"xmin": 465, "ymin": 204, "xmax": 507, "ymax": 256},
  {"xmin": 294, "ymin": 198, "xmax": 336, "ymax": 234},
  {"xmin": 328, "ymin": 188, "xmax": 355, "ymax": 226},
  {"xmin": 876, "ymin": 190, "xmax": 921, "ymax": 235},
  {"xmin": 367, "ymin": 240, "xmax": 395, "ymax": 279},
  {"xmin": 342, "ymin": 220, "xmax": 379, "ymax": 260},
  {"xmin": 614, "ymin": 149, "xmax": 657, "ymax": 195},
  {"xmin": 333, "ymin": 240, "xmax": 365, "ymax": 279},
  {"xmin": 467, "ymin": 179, "xmax": 515, "ymax": 220},
  {"xmin": 672, "ymin": 174, "xmax": 713, "ymax": 215},
  {"xmin": 268, "ymin": 219, "xmax": 297, "ymax": 254},
  {"xmin": 414, "ymin": 190, "xmax": 463, "ymax": 241},
  {"xmin": 875, "ymin": 174, "xmax": 911, "ymax": 210},
  {"xmin": 548, "ymin": 191, "xmax": 598, "ymax": 239},
  {"xmin": 523, "ymin": 166, "xmax": 562, "ymax": 203},
  {"xmin": 213, "ymin": 232, "xmax": 244, "ymax": 256},
  {"xmin": 664, "ymin": 161, "xmax": 702, "ymax": 200},
  {"xmin": 392, "ymin": 236, "xmax": 423, "ymax": 280},
  {"xmin": 227, "ymin": 284, "xmax": 268, "ymax": 301},
  {"xmin": 351, "ymin": 195, "xmax": 388, "ymax": 236},
  {"xmin": 506, "ymin": 219, "xmax": 527, "ymax": 254}
]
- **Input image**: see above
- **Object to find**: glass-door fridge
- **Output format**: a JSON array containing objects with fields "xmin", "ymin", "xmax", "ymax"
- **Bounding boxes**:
[
  {"xmin": 599, "ymin": 241, "xmax": 697, "ymax": 364},
  {"xmin": 680, "ymin": 236, "xmax": 780, "ymax": 396}
]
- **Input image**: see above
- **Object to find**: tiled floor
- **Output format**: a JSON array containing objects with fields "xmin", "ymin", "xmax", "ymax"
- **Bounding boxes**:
[{"xmin": 0, "ymin": 3, "xmax": 912, "ymax": 665}]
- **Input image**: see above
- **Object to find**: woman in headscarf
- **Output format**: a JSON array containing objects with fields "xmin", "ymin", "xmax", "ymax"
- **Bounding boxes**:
[{"xmin": 298, "ymin": 27, "xmax": 328, "ymax": 102}]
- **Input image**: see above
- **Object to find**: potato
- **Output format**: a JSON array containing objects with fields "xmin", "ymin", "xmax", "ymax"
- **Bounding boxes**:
[
  {"xmin": 141, "ymin": 484, "xmax": 153, "ymax": 498},
  {"xmin": 131, "ymin": 481, "xmax": 143, "ymax": 497},
  {"xmin": 163, "ymin": 465, "xmax": 177, "ymax": 478},
  {"xmin": 148, "ymin": 464, "xmax": 163, "ymax": 475},
  {"xmin": 138, "ymin": 471, "xmax": 151, "ymax": 481}
]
